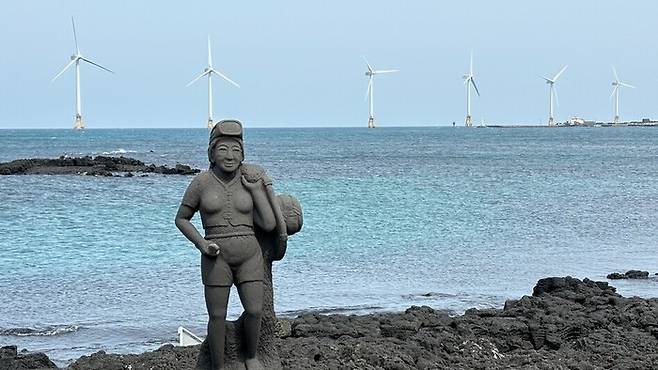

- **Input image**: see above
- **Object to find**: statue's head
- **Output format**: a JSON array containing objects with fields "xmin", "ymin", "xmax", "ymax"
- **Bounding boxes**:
[{"xmin": 208, "ymin": 119, "xmax": 244, "ymax": 173}]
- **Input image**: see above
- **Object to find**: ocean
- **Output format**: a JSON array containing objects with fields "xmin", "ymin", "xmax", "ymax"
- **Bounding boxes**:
[{"xmin": 1, "ymin": 126, "xmax": 657, "ymax": 365}]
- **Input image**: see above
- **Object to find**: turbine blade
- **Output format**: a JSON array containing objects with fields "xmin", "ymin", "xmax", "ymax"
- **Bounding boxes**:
[
  {"xmin": 365, "ymin": 78, "xmax": 372, "ymax": 101},
  {"xmin": 374, "ymin": 69, "xmax": 398, "ymax": 74},
  {"xmin": 610, "ymin": 85, "xmax": 618, "ymax": 99},
  {"xmin": 470, "ymin": 50, "xmax": 474, "ymax": 75},
  {"xmin": 471, "ymin": 78, "xmax": 481, "ymax": 96},
  {"xmin": 207, "ymin": 35, "xmax": 213, "ymax": 68},
  {"xmin": 71, "ymin": 17, "xmax": 79, "ymax": 55},
  {"xmin": 552, "ymin": 65, "xmax": 568, "ymax": 82},
  {"xmin": 363, "ymin": 56, "xmax": 373, "ymax": 73},
  {"xmin": 541, "ymin": 76, "xmax": 553, "ymax": 83},
  {"xmin": 213, "ymin": 69, "xmax": 240, "ymax": 88},
  {"xmin": 51, "ymin": 59, "xmax": 76, "ymax": 82},
  {"xmin": 186, "ymin": 70, "xmax": 209, "ymax": 87},
  {"xmin": 620, "ymin": 82, "xmax": 636, "ymax": 89},
  {"xmin": 80, "ymin": 57, "xmax": 114, "ymax": 74},
  {"xmin": 612, "ymin": 66, "xmax": 619, "ymax": 82},
  {"xmin": 553, "ymin": 86, "xmax": 560, "ymax": 107}
]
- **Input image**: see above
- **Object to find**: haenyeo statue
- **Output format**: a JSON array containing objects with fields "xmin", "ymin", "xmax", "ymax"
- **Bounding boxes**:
[{"xmin": 175, "ymin": 119, "xmax": 302, "ymax": 370}]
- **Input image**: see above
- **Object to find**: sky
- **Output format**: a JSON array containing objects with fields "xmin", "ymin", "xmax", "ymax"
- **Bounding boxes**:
[{"xmin": 1, "ymin": 1, "xmax": 657, "ymax": 128}]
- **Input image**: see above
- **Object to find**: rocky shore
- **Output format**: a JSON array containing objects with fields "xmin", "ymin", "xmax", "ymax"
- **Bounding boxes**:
[
  {"xmin": 0, "ymin": 156, "xmax": 200, "ymax": 176},
  {"xmin": 3, "ymin": 276, "xmax": 658, "ymax": 369}
]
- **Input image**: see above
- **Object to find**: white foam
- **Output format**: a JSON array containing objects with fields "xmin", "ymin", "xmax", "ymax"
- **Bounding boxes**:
[{"xmin": 101, "ymin": 149, "xmax": 137, "ymax": 155}]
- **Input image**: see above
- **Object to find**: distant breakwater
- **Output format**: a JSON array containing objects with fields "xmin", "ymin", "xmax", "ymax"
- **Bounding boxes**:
[
  {"xmin": 0, "ymin": 156, "xmax": 200, "ymax": 176},
  {"xmin": 485, "ymin": 123, "xmax": 658, "ymax": 128}
]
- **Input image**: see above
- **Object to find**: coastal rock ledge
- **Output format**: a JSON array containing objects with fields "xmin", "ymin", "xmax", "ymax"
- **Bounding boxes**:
[
  {"xmin": 6, "ymin": 276, "xmax": 658, "ymax": 369},
  {"xmin": 0, "ymin": 156, "xmax": 200, "ymax": 176}
]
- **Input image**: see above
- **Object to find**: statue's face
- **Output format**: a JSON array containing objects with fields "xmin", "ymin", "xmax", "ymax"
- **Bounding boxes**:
[{"xmin": 212, "ymin": 138, "xmax": 243, "ymax": 173}]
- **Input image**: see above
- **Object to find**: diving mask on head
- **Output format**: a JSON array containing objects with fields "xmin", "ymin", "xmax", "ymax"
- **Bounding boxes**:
[{"xmin": 209, "ymin": 119, "xmax": 243, "ymax": 143}]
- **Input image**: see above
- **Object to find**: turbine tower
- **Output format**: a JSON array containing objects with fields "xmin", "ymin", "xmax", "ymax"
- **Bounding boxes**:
[
  {"xmin": 52, "ymin": 17, "xmax": 113, "ymax": 130},
  {"xmin": 187, "ymin": 36, "xmax": 240, "ymax": 129},
  {"xmin": 610, "ymin": 66, "xmax": 635, "ymax": 124},
  {"xmin": 364, "ymin": 57, "xmax": 398, "ymax": 128},
  {"xmin": 462, "ymin": 52, "xmax": 480, "ymax": 127},
  {"xmin": 541, "ymin": 65, "xmax": 568, "ymax": 126}
]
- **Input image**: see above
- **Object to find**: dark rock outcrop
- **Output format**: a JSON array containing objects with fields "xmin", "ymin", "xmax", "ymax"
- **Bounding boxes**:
[
  {"xmin": 0, "ymin": 156, "xmax": 200, "ymax": 176},
  {"xmin": 0, "ymin": 345, "xmax": 57, "ymax": 370},
  {"xmin": 10, "ymin": 276, "xmax": 658, "ymax": 369},
  {"xmin": 607, "ymin": 270, "xmax": 650, "ymax": 279}
]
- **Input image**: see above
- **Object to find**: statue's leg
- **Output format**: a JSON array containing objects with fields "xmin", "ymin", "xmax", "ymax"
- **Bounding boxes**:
[
  {"xmin": 205, "ymin": 285, "xmax": 231, "ymax": 370},
  {"xmin": 237, "ymin": 281, "xmax": 264, "ymax": 369}
]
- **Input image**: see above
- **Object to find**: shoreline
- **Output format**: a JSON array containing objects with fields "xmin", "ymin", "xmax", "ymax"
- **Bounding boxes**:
[{"xmin": 4, "ymin": 275, "xmax": 658, "ymax": 369}]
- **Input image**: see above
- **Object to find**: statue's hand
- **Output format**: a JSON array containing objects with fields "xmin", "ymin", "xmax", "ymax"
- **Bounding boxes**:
[
  {"xmin": 241, "ymin": 175, "xmax": 264, "ymax": 193},
  {"xmin": 197, "ymin": 240, "xmax": 221, "ymax": 257}
]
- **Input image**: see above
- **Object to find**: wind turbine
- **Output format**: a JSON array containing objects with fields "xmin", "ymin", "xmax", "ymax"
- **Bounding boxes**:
[
  {"xmin": 364, "ymin": 57, "xmax": 398, "ymax": 128},
  {"xmin": 610, "ymin": 66, "xmax": 635, "ymax": 124},
  {"xmin": 541, "ymin": 65, "xmax": 568, "ymax": 126},
  {"xmin": 187, "ymin": 36, "xmax": 240, "ymax": 129},
  {"xmin": 462, "ymin": 52, "xmax": 480, "ymax": 127},
  {"xmin": 52, "ymin": 17, "xmax": 113, "ymax": 130}
]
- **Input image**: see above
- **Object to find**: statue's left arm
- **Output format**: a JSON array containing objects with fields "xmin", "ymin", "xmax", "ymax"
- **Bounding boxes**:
[{"xmin": 241, "ymin": 175, "xmax": 276, "ymax": 232}]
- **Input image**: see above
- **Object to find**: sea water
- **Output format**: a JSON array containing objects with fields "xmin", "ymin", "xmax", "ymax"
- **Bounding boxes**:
[{"xmin": 1, "ymin": 126, "xmax": 657, "ymax": 365}]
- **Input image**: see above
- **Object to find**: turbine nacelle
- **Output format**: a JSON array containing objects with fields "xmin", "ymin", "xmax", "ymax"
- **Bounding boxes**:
[
  {"xmin": 187, "ymin": 38, "xmax": 240, "ymax": 89},
  {"xmin": 610, "ymin": 66, "xmax": 634, "ymax": 89},
  {"xmin": 541, "ymin": 66, "xmax": 567, "ymax": 86},
  {"xmin": 52, "ymin": 19, "xmax": 113, "ymax": 82}
]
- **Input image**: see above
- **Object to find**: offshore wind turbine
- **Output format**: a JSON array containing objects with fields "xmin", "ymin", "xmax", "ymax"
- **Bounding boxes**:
[
  {"xmin": 364, "ymin": 57, "xmax": 398, "ymax": 128},
  {"xmin": 52, "ymin": 17, "xmax": 113, "ymax": 130},
  {"xmin": 187, "ymin": 36, "xmax": 240, "ymax": 129},
  {"xmin": 610, "ymin": 66, "xmax": 635, "ymax": 124},
  {"xmin": 541, "ymin": 65, "xmax": 568, "ymax": 126},
  {"xmin": 462, "ymin": 52, "xmax": 480, "ymax": 127}
]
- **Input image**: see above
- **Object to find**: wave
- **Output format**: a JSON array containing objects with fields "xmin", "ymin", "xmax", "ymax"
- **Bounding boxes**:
[
  {"xmin": 101, "ymin": 148, "xmax": 137, "ymax": 155},
  {"xmin": 0, "ymin": 324, "xmax": 79, "ymax": 337},
  {"xmin": 278, "ymin": 304, "xmax": 385, "ymax": 317},
  {"xmin": 402, "ymin": 292, "xmax": 458, "ymax": 300}
]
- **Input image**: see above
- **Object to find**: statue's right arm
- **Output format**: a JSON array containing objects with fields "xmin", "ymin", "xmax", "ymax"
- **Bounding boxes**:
[
  {"xmin": 175, "ymin": 174, "xmax": 220, "ymax": 256},
  {"xmin": 175, "ymin": 204, "xmax": 207, "ymax": 250}
]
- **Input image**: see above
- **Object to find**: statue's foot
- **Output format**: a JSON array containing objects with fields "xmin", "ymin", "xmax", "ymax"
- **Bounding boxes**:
[{"xmin": 244, "ymin": 357, "xmax": 265, "ymax": 370}]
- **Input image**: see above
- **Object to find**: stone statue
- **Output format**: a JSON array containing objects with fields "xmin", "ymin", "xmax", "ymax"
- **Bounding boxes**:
[{"xmin": 175, "ymin": 119, "xmax": 302, "ymax": 370}]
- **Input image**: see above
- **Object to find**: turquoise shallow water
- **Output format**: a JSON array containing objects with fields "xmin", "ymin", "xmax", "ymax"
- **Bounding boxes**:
[{"xmin": 1, "ymin": 127, "xmax": 658, "ymax": 365}]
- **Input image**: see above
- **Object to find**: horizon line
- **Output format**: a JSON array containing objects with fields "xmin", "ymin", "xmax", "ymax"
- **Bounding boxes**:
[{"xmin": 0, "ymin": 123, "xmax": 464, "ymax": 130}]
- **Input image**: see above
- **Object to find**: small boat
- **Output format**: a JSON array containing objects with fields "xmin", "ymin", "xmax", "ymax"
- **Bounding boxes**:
[{"xmin": 177, "ymin": 326, "xmax": 204, "ymax": 346}]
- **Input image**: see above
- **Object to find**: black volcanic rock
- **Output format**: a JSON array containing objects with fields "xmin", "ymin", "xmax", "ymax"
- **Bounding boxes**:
[
  {"xmin": 625, "ymin": 270, "xmax": 650, "ymax": 279},
  {"xmin": 0, "ymin": 156, "xmax": 200, "ymax": 176},
  {"xmin": 0, "ymin": 345, "xmax": 57, "ymax": 369},
  {"xmin": 607, "ymin": 272, "xmax": 626, "ymax": 279},
  {"xmin": 607, "ymin": 270, "xmax": 650, "ymax": 279}
]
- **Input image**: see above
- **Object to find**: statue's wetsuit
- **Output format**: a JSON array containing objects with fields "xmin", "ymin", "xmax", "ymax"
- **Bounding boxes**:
[{"xmin": 181, "ymin": 165, "xmax": 270, "ymax": 286}]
